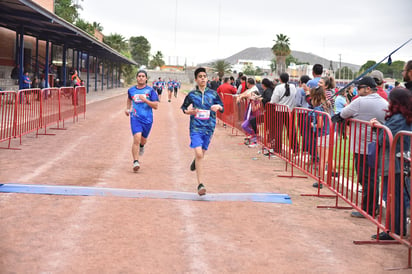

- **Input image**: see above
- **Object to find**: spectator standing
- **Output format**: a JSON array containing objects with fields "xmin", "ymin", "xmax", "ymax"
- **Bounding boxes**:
[
  {"xmin": 230, "ymin": 76, "xmax": 236, "ymax": 87},
  {"xmin": 370, "ymin": 87, "xmax": 412, "ymax": 240},
  {"xmin": 295, "ymin": 75, "xmax": 311, "ymax": 156},
  {"xmin": 334, "ymin": 88, "xmax": 349, "ymax": 139},
  {"xmin": 402, "ymin": 60, "xmax": 412, "ymax": 91},
  {"xmin": 319, "ymin": 76, "xmax": 336, "ymax": 113},
  {"xmin": 11, "ymin": 65, "xmax": 19, "ymax": 84},
  {"xmin": 125, "ymin": 70, "xmax": 159, "ymax": 172},
  {"xmin": 181, "ymin": 67, "xmax": 224, "ymax": 196},
  {"xmin": 250, "ymin": 78, "xmax": 274, "ymax": 152},
  {"xmin": 235, "ymin": 72, "xmax": 243, "ymax": 88},
  {"xmin": 209, "ymin": 75, "xmax": 220, "ymax": 91},
  {"xmin": 71, "ymin": 70, "xmax": 81, "ymax": 87},
  {"xmin": 340, "ymin": 76, "xmax": 389, "ymax": 218},
  {"xmin": 236, "ymin": 75, "xmax": 247, "ymax": 94},
  {"xmin": 237, "ymin": 78, "xmax": 261, "ymax": 147},
  {"xmin": 270, "ymin": 72, "xmax": 298, "ymax": 153},
  {"xmin": 217, "ymin": 77, "xmax": 237, "ymax": 96},
  {"xmin": 370, "ymin": 70, "xmax": 388, "ymax": 100},
  {"xmin": 21, "ymin": 71, "xmax": 31, "ymax": 89},
  {"xmin": 309, "ymin": 86, "xmax": 333, "ymax": 188},
  {"xmin": 307, "ymin": 64, "xmax": 323, "ymax": 89}
]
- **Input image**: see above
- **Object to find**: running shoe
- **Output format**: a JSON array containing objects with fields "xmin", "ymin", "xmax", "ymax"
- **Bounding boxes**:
[
  {"xmin": 139, "ymin": 145, "xmax": 145, "ymax": 156},
  {"xmin": 190, "ymin": 159, "xmax": 196, "ymax": 171},
  {"xmin": 248, "ymin": 142, "xmax": 258, "ymax": 148},
  {"xmin": 133, "ymin": 160, "xmax": 140, "ymax": 172},
  {"xmin": 197, "ymin": 183, "xmax": 206, "ymax": 196}
]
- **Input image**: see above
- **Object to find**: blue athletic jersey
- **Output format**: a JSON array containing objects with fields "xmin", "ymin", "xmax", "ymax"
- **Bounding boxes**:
[
  {"xmin": 128, "ymin": 85, "xmax": 159, "ymax": 124},
  {"xmin": 181, "ymin": 88, "xmax": 224, "ymax": 136}
]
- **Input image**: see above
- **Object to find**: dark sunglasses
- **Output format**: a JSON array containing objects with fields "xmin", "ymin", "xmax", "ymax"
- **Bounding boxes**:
[{"xmin": 357, "ymin": 85, "xmax": 368, "ymax": 89}]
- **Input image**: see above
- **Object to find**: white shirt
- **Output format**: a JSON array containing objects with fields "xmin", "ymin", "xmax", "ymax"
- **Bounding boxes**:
[{"xmin": 270, "ymin": 83, "xmax": 297, "ymax": 110}]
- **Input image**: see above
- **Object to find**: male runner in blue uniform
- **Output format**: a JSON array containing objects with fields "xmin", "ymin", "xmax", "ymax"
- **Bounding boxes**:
[
  {"xmin": 181, "ymin": 67, "xmax": 224, "ymax": 195},
  {"xmin": 125, "ymin": 70, "xmax": 159, "ymax": 172}
]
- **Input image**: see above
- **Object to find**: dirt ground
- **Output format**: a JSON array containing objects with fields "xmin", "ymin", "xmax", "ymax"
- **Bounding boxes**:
[{"xmin": 0, "ymin": 86, "xmax": 410, "ymax": 273}]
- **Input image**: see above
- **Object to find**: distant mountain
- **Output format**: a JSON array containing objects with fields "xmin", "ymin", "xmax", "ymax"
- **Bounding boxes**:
[{"xmin": 206, "ymin": 47, "xmax": 360, "ymax": 72}]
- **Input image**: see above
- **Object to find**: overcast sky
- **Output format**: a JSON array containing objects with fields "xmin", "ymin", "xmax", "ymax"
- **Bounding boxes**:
[{"xmin": 79, "ymin": 0, "xmax": 411, "ymax": 66}]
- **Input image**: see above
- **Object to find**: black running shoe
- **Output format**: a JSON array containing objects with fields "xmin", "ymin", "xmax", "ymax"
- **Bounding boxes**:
[
  {"xmin": 197, "ymin": 183, "xmax": 206, "ymax": 196},
  {"xmin": 190, "ymin": 159, "xmax": 196, "ymax": 171}
]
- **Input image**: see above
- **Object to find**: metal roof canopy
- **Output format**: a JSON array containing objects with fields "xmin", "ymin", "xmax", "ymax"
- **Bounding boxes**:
[{"xmin": 0, "ymin": 0, "xmax": 137, "ymax": 65}]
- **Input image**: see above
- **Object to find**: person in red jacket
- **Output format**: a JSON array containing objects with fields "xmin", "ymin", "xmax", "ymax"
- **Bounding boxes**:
[{"xmin": 217, "ymin": 77, "xmax": 237, "ymax": 95}]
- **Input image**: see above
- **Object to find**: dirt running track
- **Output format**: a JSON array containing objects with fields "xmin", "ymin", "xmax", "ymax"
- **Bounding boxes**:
[{"xmin": 0, "ymin": 88, "xmax": 409, "ymax": 273}]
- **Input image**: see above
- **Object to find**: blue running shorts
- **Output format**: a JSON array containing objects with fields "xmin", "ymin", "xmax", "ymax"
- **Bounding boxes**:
[
  {"xmin": 190, "ymin": 131, "xmax": 212, "ymax": 150},
  {"xmin": 130, "ymin": 118, "xmax": 152, "ymax": 138}
]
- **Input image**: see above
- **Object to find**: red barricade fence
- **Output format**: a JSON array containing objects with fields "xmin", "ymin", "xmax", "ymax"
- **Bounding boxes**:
[
  {"xmin": 74, "ymin": 86, "xmax": 86, "ymax": 121},
  {"xmin": 387, "ymin": 131, "xmax": 412, "ymax": 249},
  {"xmin": 0, "ymin": 86, "xmax": 87, "ymax": 149},
  {"xmin": 59, "ymin": 87, "xmax": 75, "ymax": 128},
  {"xmin": 15, "ymin": 89, "xmax": 42, "ymax": 144},
  {"xmin": 216, "ymin": 101, "xmax": 412, "ymax": 266},
  {"xmin": 263, "ymin": 103, "xmax": 293, "ymax": 161},
  {"xmin": 0, "ymin": 91, "xmax": 18, "ymax": 149},
  {"xmin": 39, "ymin": 88, "xmax": 60, "ymax": 135}
]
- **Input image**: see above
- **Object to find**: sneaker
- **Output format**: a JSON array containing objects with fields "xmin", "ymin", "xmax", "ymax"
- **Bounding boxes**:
[
  {"xmin": 190, "ymin": 159, "xmax": 196, "ymax": 171},
  {"xmin": 197, "ymin": 183, "xmax": 206, "ymax": 196},
  {"xmin": 350, "ymin": 211, "xmax": 365, "ymax": 218},
  {"xmin": 312, "ymin": 182, "xmax": 323, "ymax": 189},
  {"xmin": 248, "ymin": 142, "xmax": 258, "ymax": 148},
  {"xmin": 139, "ymin": 145, "xmax": 145, "ymax": 156},
  {"xmin": 133, "ymin": 160, "xmax": 140, "ymax": 172},
  {"xmin": 371, "ymin": 232, "xmax": 394, "ymax": 240}
]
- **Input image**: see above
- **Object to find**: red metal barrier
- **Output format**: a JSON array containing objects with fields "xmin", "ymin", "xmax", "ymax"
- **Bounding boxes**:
[
  {"xmin": 290, "ymin": 108, "xmax": 335, "ymax": 192},
  {"xmin": 59, "ymin": 87, "xmax": 75, "ymax": 128},
  {"xmin": 39, "ymin": 88, "xmax": 60, "ymax": 135},
  {"xmin": 387, "ymin": 131, "xmax": 412, "ymax": 252},
  {"xmin": 263, "ymin": 103, "xmax": 294, "ymax": 160},
  {"xmin": 0, "ymin": 91, "xmax": 18, "ymax": 149},
  {"xmin": 15, "ymin": 89, "xmax": 42, "ymax": 144},
  {"xmin": 74, "ymin": 86, "xmax": 86, "ymax": 121}
]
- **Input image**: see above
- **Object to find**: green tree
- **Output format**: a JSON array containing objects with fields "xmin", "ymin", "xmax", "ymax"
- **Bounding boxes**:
[
  {"xmin": 104, "ymin": 33, "xmax": 128, "ymax": 53},
  {"xmin": 210, "ymin": 60, "xmax": 232, "ymax": 79},
  {"xmin": 335, "ymin": 66, "xmax": 354, "ymax": 80},
  {"xmin": 376, "ymin": 60, "xmax": 405, "ymax": 80},
  {"xmin": 92, "ymin": 22, "xmax": 103, "ymax": 32},
  {"xmin": 243, "ymin": 63, "xmax": 255, "ymax": 75},
  {"xmin": 271, "ymin": 33, "xmax": 291, "ymax": 76},
  {"xmin": 55, "ymin": 0, "xmax": 82, "ymax": 24},
  {"xmin": 270, "ymin": 58, "xmax": 276, "ymax": 73},
  {"xmin": 358, "ymin": 60, "xmax": 377, "ymax": 75},
  {"xmin": 149, "ymin": 51, "xmax": 165, "ymax": 69},
  {"xmin": 119, "ymin": 51, "xmax": 137, "ymax": 85},
  {"xmin": 75, "ymin": 18, "xmax": 94, "ymax": 36},
  {"xmin": 285, "ymin": 55, "xmax": 298, "ymax": 67},
  {"xmin": 129, "ymin": 36, "xmax": 151, "ymax": 66}
]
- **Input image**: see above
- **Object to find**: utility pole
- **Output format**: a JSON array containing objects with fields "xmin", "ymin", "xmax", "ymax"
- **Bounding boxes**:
[{"xmin": 339, "ymin": 54, "xmax": 342, "ymax": 80}]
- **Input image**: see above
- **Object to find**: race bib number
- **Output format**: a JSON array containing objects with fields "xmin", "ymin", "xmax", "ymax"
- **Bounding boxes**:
[
  {"xmin": 195, "ymin": 109, "xmax": 210, "ymax": 120},
  {"xmin": 133, "ymin": 94, "xmax": 148, "ymax": 103}
]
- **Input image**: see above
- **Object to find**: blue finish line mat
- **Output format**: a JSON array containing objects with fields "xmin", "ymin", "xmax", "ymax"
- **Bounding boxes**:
[{"xmin": 0, "ymin": 183, "xmax": 292, "ymax": 204}]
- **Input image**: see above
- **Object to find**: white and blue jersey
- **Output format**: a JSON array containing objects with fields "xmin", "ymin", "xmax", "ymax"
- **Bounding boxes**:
[
  {"xmin": 181, "ymin": 88, "xmax": 224, "ymax": 136},
  {"xmin": 128, "ymin": 85, "xmax": 159, "ymax": 124}
]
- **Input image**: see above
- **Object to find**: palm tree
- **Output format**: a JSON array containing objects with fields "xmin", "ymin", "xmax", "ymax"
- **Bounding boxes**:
[
  {"xmin": 149, "ymin": 51, "xmax": 165, "ymax": 69},
  {"xmin": 271, "ymin": 34, "xmax": 291, "ymax": 76},
  {"xmin": 103, "ymin": 33, "xmax": 128, "ymax": 53},
  {"xmin": 210, "ymin": 60, "xmax": 232, "ymax": 79}
]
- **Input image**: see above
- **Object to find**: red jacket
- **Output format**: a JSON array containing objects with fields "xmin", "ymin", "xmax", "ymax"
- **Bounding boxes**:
[{"xmin": 217, "ymin": 83, "xmax": 237, "ymax": 95}]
